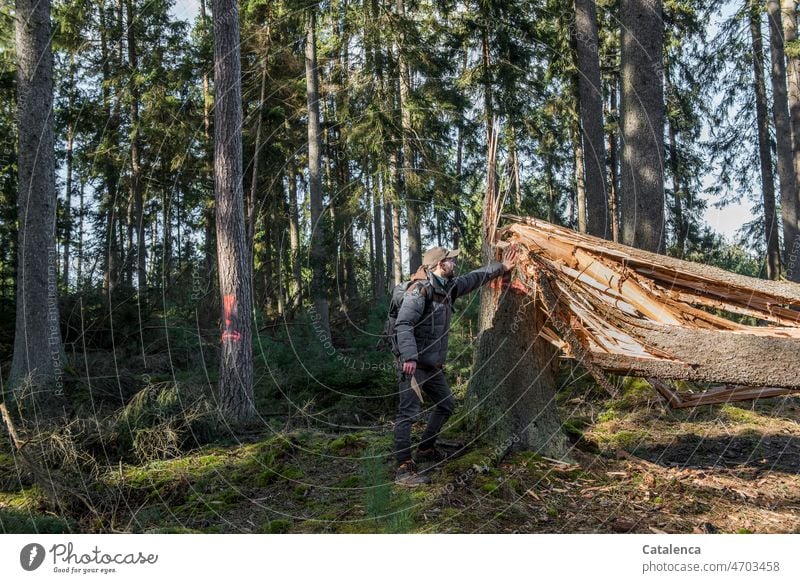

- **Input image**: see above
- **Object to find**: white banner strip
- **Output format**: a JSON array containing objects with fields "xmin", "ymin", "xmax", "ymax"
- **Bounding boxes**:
[{"xmin": 1, "ymin": 534, "xmax": 797, "ymax": 582}]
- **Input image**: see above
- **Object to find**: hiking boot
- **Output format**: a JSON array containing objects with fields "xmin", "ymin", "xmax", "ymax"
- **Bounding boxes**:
[
  {"xmin": 415, "ymin": 446, "xmax": 445, "ymax": 463},
  {"xmin": 394, "ymin": 460, "xmax": 431, "ymax": 487}
]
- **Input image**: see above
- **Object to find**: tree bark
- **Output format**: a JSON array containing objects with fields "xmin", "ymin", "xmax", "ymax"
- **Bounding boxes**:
[
  {"xmin": 466, "ymin": 23, "xmax": 568, "ymax": 455},
  {"xmin": 248, "ymin": 54, "xmax": 268, "ymax": 269},
  {"xmin": 200, "ymin": 0, "xmax": 215, "ymax": 277},
  {"xmin": 620, "ymin": 0, "xmax": 665, "ymax": 252},
  {"xmin": 767, "ymin": 0, "xmax": 800, "ymax": 281},
  {"xmin": 213, "ymin": 0, "xmax": 255, "ymax": 422},
  {"xmin": 287, "ymin": 157, "xmax": 302, "ymax": 310},
  {"xmin": 396, "ymin": 0, "xmax": 422, "ymax": 273},
  {"xmin": 751, "ymin": 1, "xmax": 782, "ymax": 280},
  {"xmin": 573, "ymin": 118, "xmax": 587, "ymax": 233},
  {"xmin": 783, "ymin": 0, "xmax": 800, "ymax": 237},
  {"xmin": 371, "ymin": 163, "xmax": 386, "ymax": 298},
  {"xmin": 607, "ymin": 75, "xmax": 621, "ymax": 243},
  {"xmin": 125, "ymin": 0, "xmax": 145, "ymax": 293},
  {"xmin": 305, "ymin": 9, "xmax": 331, "ymax": 337},
  {"xmin": 575, "ymin": 0, "xmax": 609, "ymax": 238},
  {"xmin": 8, "ymin": 0, "xmax": 65, "ymax": 408},
  {"xmin": 665, "ymin": 63, "xmax": 687, "ymax": 259},
  {"xmin": 466, "ymin": 280, "xmax": 569, "ymax": 457}
]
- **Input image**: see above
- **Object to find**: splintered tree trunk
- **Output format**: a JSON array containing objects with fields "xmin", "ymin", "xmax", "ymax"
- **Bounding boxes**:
[
  {"xmin": 620, "ymin": 0, "xmax": 665, "ymax": 253},
  {"xmin": 305, "ymin": 9, "xmax": 331, "ymax": 336},
  {"xmin": 751, "ymin": 1, "xmax": 782, "ymax": 280},
  {"xmin": 767, "ymin": 0, "xmax": 800, "ymax": 281},
  {"xmin": 466, "ymin": 65, "xmax": 568, "ymax": 458},
  {"xmin": 575, "ymin": 0, "xmax": 609, "ymax": 238},
  {"xmin": 213, "ymin": 0, "xmax": 255, "ymax": 422},
  {"xmin": 8, "ymin": 0, "xmax": 65, "ymax": 407},
  {"xmin": 466, "ymin": 282, "xmax": 568, "ymax": 457}
]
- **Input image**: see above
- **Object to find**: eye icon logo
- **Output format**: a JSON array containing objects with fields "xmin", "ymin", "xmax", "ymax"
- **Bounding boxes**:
[{"xmin": 20, "ymin": 543, "xmax": 46, "ymax": 571}]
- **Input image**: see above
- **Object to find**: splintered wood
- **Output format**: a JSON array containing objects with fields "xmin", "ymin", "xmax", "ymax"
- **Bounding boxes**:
[{"xmin": 498, "ymin": 215, "xmax": 800, "ymax": 406}]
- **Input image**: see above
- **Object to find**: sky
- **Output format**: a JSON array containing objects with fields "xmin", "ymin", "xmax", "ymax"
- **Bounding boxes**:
[{"xmin": 167, "ymin": 0, "xmax": 754, "ymax": 243}]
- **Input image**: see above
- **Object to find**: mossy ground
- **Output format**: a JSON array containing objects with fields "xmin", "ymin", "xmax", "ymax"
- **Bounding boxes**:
[{"xmin": 3, "ymin": 379, "xmax": 800, "ymax": 533}]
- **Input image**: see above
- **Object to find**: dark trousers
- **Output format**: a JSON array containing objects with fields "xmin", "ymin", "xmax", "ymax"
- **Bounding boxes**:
[{"xmin": 394, "ymin": 365, "xmax": 455, "ymax": 463}]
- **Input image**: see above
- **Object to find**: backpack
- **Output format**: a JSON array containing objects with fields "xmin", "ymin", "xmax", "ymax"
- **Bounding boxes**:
[{"xmin": 376, "ymin": 280, "xmax": 432, "ymax": 357}]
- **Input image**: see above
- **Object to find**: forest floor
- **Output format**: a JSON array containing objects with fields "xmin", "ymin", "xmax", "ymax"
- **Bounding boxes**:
[{"xmin": 1, "ymin": 375, "xmax": 799, "ymax": 534}]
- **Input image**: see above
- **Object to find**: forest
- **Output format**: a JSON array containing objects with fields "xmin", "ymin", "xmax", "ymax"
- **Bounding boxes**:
[{"xmin": 1, "ymin": 0, "xmax": 800, "ymax": 534}]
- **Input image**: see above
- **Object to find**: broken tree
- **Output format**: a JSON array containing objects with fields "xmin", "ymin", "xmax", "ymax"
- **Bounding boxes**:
[{"xmin": 499, "ymin": 215, "xmax": 800, "ymax": 402}]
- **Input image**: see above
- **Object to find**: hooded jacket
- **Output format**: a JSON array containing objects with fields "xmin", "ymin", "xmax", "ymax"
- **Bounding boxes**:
[{"xmin": 394, "ymin": 260, "xmax": 506, "ymax": 369}]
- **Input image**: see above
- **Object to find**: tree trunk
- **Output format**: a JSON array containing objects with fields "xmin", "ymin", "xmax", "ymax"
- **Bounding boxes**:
[
  {"xmin": 396, "ymin": 0, "xmax": 422, "ymax": 273},
  {"xmin": 620, "ymin": 0, "xmax": 665, "ymax": 252},
  {"xmin": 213, "ymin": 0, "xmax": 255, "ymax": 422},
  {"xmin": 201, "ymin": 0, "xmax": 215, "ymax": 277},
  {"xmin": 575, "ymin": 0, "xmax": 609, "ymax": 238},
  {"xmin": 384, "ymin": 181, "xmax": 396, "ymax": 287},
  {"xmin": 767, "ymin": 0, "xmax": 800, "ymax": 281},
  {"xmin": 248, "ymin": 55, "xmax": 268, "ymax": 269},
  {"xmin": 76, "ymin": 177, "xmax": 85, "ymax": 288},
  {"xmin": 371, "ymin": 163, "xmax": 386, "ymax": 298},
  {"xmin": 100, "ymin": 2, "xmax": 120, "ymax": 297},
  {"xmin": 783, "ymin": 0, "xmax": 800, "ymax": 250},
  {"xmin": 305, "ymin": 9, "xmax": 331, "ymax": 337},
  {"xmin": 508, "ymin": 125, "xmax": 521, "ymax": 212},
  {"xmin": 63, "ymin": 141, "xmax": 72, "ymax": 287},
  {"xmin": 607, "ymin": 75, "xmax": 621, "ymax": 243},
  {"xmin": 465, "ymin": 281, "xmax": 569, "ymax": 457},
  {"xmin": 126, "ymin": 0, "xmax": 145, "ymax": 292},
  {"xmin": 287, "ymin": 157, "xmax": 302, "ymax": 310},
  {"xmin": 665, "ymin": 63, "xmax": 687, "ymax": 259},
  {"xmin": 573, "ymin": 119, "xmax": 587, "ymax": 233},
  {"xmin": 466, "ymin": 20, "xmax": 568, "ymax": 456},
  {"xmin": 8, "ymin": 0, "xmax": 65, "ymax": 408},
  {"xmin": 390, "ymin": 151, "xmax": 403, "ymax": 284},
  {"xmin": 751, "ymin": 0, "xmax": 782, "ymax": 280}
]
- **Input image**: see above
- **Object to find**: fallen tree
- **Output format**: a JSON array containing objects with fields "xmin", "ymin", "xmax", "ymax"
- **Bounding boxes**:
[{"xmin": 498, "ymin": 215, "xmax": 800, "ymax": 403}]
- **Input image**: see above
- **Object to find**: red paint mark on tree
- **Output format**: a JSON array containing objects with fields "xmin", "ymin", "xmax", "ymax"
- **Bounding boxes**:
[{"xmin": 222, "ymin": 294, "xmax": 242, "ymax": 343}]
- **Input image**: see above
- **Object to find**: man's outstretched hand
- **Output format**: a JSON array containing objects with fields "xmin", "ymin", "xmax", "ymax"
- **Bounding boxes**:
[{"xmin": 502, "ymin": 243, "xmax": 519, "ymax": 272}]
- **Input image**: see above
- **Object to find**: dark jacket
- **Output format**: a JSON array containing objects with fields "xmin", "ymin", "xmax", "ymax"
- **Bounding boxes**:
[{"xmin": 395, "ymin": 261, "xmax": 506, "ymax": 369}]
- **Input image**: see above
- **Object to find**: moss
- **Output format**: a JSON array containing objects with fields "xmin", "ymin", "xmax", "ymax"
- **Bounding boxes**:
[
  {"xmin": 720, "ymin": 405, "xmax": 761, "ymax": 424},
  {"xmin": 0, "ymin": 508, "xmax": 76, "ymax": 534},
  {"xmin": 0, "ymin": 486, "xmax": 46, "ymax": 510},
  {"xmin": 617, "ymin": 377, "xmax": 654, "ymax": 408},
  {"xmin": 736, "ymin": 528, "xmax": 753, "ymax": 534},
  {"xmin": 281, "ymin": 466, "xmax": 305, "ymax": 481},
  {"xmin": 441, "ymin": 448, "xmax": 494, "ymax": 478},
  {"xmin": 258, "ymin": 518, "xmax": 292, "ymax": 533},
  {"xmin": 334, "ymin": 475, "xmax": 361, "ymax": 488},
  {"xmin": 595, "ymin": 429, "xmax": 649, "ymax": 449},
  {"xmin": 597, "ymin": 408, "xmax": 618, "ymax": 423},
  {"xmin": 328, "ymin": 434, "xmax": 368, "ymax": 456},
  {"xmin": 546, "ymin": 506, "xmax": 558, "ymax": 518},
  {"xmin": 481, "ymin": 481, "xmax": 499, "ymax": 494},
  {"xmin": 292, "ymin": 484, "xmax": 312, "ymax": 500},
  {"xmin": 145, "ymin": 526, "xmax": 204, "ymax": 534}
]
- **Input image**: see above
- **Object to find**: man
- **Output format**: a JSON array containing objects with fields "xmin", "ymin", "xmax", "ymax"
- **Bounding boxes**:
[{"xmin": 393, "ymin": 244, "xmax": 518, "ymax": 486}]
